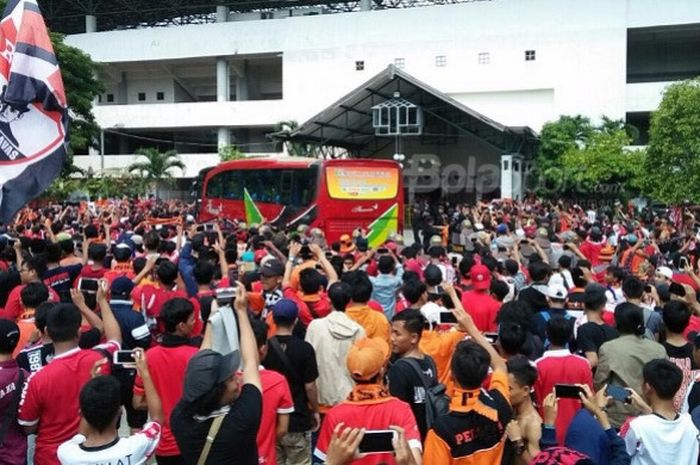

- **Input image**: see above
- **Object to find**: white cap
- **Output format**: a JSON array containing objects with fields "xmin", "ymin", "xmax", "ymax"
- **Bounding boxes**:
[
  {"xmin": 420, "ymin": 302, "xmax": 442, "ymax": 328},
  {"xmin": 130, "ymin": 234, "xmax": 143, "ymax": 246},
  {"xmin": 547, "ymin": 283, "xmax": 568, "ymax": 300},
  {"xmin": 656, "ymin": 266, "xmax": 673, "ymax": 280}
]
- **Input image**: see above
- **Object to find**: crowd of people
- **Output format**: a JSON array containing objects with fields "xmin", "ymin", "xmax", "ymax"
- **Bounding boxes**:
[{"xmin": 0, "ymin": 197, "xmax": 700, "ymax": 465}]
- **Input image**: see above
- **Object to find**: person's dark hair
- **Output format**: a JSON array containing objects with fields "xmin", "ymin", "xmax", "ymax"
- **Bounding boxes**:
[
  {"xmin": 402, "ymin": 280, "xmax": 427, "ymax": 305},
  {"xmin": 428, "ymin": 246, "xmax": 445, "ymax": 259},
  {"xmin": 490, "ymin": 280, "xmax": 510, "ymax": 302},
  {"xmin": 506, "ymin": 354, "xmax": 537, "ymax": 387},
  {"xmin": 59, "ymin": 238, "xmax": 75, "ymax": 256},
  {"xmin": 571, "ymin": 267, "xmax": 588, "ymax": 288},
  {"xmin": 614, "ymin": 302, "xmax": 645, "ymax": 336},
  {"xmin": 423, "ymin": 264, "xmax": 443, "ymax": 286},
  {"xmin": 662, "ymin": 301, "xmax": 691, "ymax": 334},
  {"xmin": 528, "ymin": 261, "xmax": 551, "ymax": 283},
  {"xmin": 459, "ymin": 254, "xmax": 475, "ymax": 278},
  {"xmin": 24, "ymin": 254, "xmax": 47, "ymax": 277},
  {"xmin": 496, "ymin": 301, "xmax": 530, "ymax": 328},
  {"xmin": 113, "ymin": 245, "xmax": 131, "ymax": 262},
  {"xmin": 0, "ymin": 320, "xmax": 19, "ymax": 353},
  {"xmin": 45, "ymin": 242, "xmax": 62, "ymax": 264},
  {"xmin": 132, "ymin": 256, "xmax": 147, "ymax": 275},
  {"xmin": 340, "ymin": 271, "xmax": 372, "ymax": 304},
  {"xmin": 643, "ymin": 358, "xmax": 683, "ymax": 400},
  {"xmin": 144, "ymin": 231, "xmax": 160, "ymax": 251},
  {"xmin": 328, "ymin": 282, "xmax": 350, "ymax": 312},
  {"xmin": 377, "ymin": 255, "xmax": 395, "ymax": 275},
  {"xmin": 504, "ymin": 259, "xmax": 519, "ymax": 276},
  {"xmin": 20, "ymin": 281, "xmax": 49, "ymax": 309},
  {"xmin": 558, "ymin": 255, "xmax": 572, "ymax": 270},
  {"xmin": 79, "ymin": 376, "xmax": 122, "ymax": 433},
  {"xmin": 34, "ymin": 301, "xmax": 54, "ymax": 333},
  {"xmin": 251, "ymin": 319, "xmax": 268, "ymax": 349},
  {"xmin": 391, "ymin": 308, "xmax": 425, "ymax": 338},
  {"xmin": 606, "ymin": 266, "xmax": 625, "ymax": 283},
  {"xmin": 87, "ymin": 243, "xmax": 107, "ymax": 263},
  {"xmin": 160, "ymin": 298, "xmax": 194, "ymax": 333},
  {"xmin": 452, "ymin": 340, "xmax": 490, "ymax": 389},
  {"xmin": 83, "ymin": 224, "xmax": 99, "ymax": 239},
  {"xmin": 622, "ymin": 276, "xmax": 645, "ymax": 300},
  {"xmin": 46, "ymin": 303, "xmax": 81, "ymax": 343},
  {"xmin": 299, "ymin": 268, "xmax": 322, "ymax": 295},
  {"xmin": 224, "ymin": 248, "xmax": 238, "ymax": 264},
  {"xmin": 193, "ymin": 260, "xmax": 215, "ymax": 286},
  {"xmin": 545, "ymin": 316, "xmax": 572, "ymax": 347},
  {"xmin": 584, "ymin": 283, "xmax": 607, "ymax": 311},
  {"xmin": 156, "ymin": 260, "xmax": 178, "ymax": 286},
  {"xmin": 499, "ymin": 322, "xmax": 526, "ymax": 356}
]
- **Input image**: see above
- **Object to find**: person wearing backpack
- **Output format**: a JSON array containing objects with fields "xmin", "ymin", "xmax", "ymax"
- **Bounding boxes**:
[
  {"xmin": 0, "ymin": 319, "xmax": 27, "ymax": 465},
  {"xmin": 387, "ymin": 309, "xmax": 442, "ymax": 441}
]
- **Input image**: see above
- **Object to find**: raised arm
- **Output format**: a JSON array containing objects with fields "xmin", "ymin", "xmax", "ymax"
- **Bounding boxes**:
[
  {"xmin": 234, "ymin": 283, "xmax": 261, "ymax": 391},
  {"xmin": 134, "ymin": 348, "xmax": 164, "ymax": 424},
  {"xmin": 97, "ymin": 279, "xmax": 122, "ymax": 345}
]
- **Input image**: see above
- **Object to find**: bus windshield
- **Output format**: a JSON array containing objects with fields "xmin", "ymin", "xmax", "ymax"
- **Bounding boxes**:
[{"xmin": 205, "ymin": 166, "xmax": 318, "ymax": 207}]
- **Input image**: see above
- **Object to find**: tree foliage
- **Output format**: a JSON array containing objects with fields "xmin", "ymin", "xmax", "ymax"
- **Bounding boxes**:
[
  {"xmin": 532, "ymin": 115, "xmax": 644, "ymax": 198},
  {"xmin": 271, "ymin": 120, "xmax": 317, "ymax": 157},
  {"xmin": 219, "ymin": 144, "xmax": 246, "ymax": 161},
  {"xmin": 642, "ymin": 78, "xmax": 700, "ymax": 204}
]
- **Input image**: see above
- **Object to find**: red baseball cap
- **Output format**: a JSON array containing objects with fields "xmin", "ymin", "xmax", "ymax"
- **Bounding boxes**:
[{"xmin": 470, "ymin": 264, "xmax": 491, "ymax": 290}]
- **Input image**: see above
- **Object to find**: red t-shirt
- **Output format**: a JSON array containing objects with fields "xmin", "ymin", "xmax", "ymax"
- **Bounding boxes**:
[
  {"xmin": 134, "ymin": 343, "xmax": 199, "ymax": 457},
  {"xmin": 534, "ymin": 349, "xmax": 593, "ymax": 445},
  {"xmin": 258, "ymin": 369, "xmax": 294, "ymax": 465},
  {"xmin": 17, "ymin": 341, "xmax": 119, "ymax": 465},
  {"xmin": 460, "ymin": 290, "xmax": 500, "ymax": 333},
  {"xmin": 78, "ymin": 265, "xmax": 108, "ymax": 280},
  {"xmin": 298, "ymin": 292, "xmax": 332, "ymax": 326},
  {"xmin": 315, "ymin": 395, "xmax": 421, "ymax": 465},
  {"xmin": 133, "ymin": 285, "xmax": 203, "ymax": 336}
]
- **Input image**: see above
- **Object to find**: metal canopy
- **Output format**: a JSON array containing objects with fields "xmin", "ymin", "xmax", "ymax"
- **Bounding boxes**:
[
  {"xmin": 38, "ymin": 0, "xmax": 492, "ymax": 35},
  {"xmin": 285, "ymin": 65, "xmax": 539, "ymax": 156}
]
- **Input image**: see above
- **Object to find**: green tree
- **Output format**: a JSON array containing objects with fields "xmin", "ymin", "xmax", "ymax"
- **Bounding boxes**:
[
  {"xmin": 219, "ymin": 144, "xmax": 246, "ymax": 161},
  {"xmin": 271, "ymin": 120, "xmax": 316, "ymax": 157},
  {"xmin": 642, "ymin": 78, "xmax": 700, "ymax": 204},
  {"xmin": 128, "ymin": 148, "xmax": 185, "ymax": 198}
]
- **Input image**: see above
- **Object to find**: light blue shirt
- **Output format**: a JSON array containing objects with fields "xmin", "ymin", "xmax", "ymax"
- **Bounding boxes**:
[{"xmin": 370, "ymin": 266, "xmax": 404, "ymax": 320}]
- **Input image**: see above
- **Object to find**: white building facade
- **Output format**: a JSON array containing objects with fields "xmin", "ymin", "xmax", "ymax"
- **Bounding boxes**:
[{"xmin": 63, "ymin": 0, "xmax": 700, "ymax": 180}]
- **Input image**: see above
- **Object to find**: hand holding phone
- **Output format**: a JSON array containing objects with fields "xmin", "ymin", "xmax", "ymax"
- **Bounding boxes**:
[
  {"xmin": 113, "ymin": 350, "xmax": 137, "ymax": 368},
  {"xmin": 555, "ymin": 384, "xmax": 585, "ymax": 399},
  {"xmin": 438, "ymin": 311, "xmax": 458, "ymax": 325},
  {"xmin": 358, "ymin": 430, "xmax": 396, "ymax": 454},
  {"xmin": 606, "ymin": 384, "xmax": 631, "ymax": 404}
]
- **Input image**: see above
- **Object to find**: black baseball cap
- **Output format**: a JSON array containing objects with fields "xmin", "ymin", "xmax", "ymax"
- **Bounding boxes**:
[
  {"xmin": 182, "ymin": 349, "xmax": 241, "ymax": 402},
  {"xmin": 260, "ymin": 259, "xmax": 285, "ymax": 277},
  {"xmin": 0, "ymin": 319, "xmax": 20, "ymax": 354}
]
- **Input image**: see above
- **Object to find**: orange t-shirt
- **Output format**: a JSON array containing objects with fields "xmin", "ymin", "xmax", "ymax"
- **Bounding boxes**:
[{"xmin": 346, "ymin": 305, "xmax": 390, "ymax": 345}]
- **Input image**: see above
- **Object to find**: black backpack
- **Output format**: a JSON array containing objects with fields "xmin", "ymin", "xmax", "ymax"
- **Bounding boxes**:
[{"xmin": 399, "ymin": 357, "xmax": 450, "ymax": 429}]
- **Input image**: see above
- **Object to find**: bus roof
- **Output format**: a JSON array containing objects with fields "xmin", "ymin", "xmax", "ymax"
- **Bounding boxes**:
[{"xmin": 211, "ymin": 157, "xmax": 400, "ymax": 172}]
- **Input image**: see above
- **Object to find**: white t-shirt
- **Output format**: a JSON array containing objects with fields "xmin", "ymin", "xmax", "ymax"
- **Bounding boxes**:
[
  {"xmin": 57, "ymin": 422, "xmax": 161, "ymax": 465},
  {"xmin": 623, "ymin": 413, "xmax": 699, "ymax": 465}
]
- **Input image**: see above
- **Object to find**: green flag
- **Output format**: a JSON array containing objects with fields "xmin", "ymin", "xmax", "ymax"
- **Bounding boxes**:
[{"xmin": 243, "ymin": 188, "xmax": 264, "ymax": 224}]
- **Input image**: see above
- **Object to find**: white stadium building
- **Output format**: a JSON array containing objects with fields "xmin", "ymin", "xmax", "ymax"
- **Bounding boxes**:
[{"xmin": 45, "ymin": 0, "xmax": 700, "ymax": 199}]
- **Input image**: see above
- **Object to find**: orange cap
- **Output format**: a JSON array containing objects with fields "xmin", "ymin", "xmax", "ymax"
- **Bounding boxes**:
[{"xmin": 346, "ymin": 337, "xmax": 390, "ymax": 381}]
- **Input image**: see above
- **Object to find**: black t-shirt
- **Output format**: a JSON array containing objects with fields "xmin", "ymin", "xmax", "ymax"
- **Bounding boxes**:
[
  {"xmin": 663, "ymin": 341, "xmax": 698, "ymax": 370},
  {"xmin": 576, "ymin": 322, "xmax": 619, "ymax": 355},
  {"xmin": 171, "ymin": 384, "xmax": 262, "ymax": 465},
  {"xmin": 262, "ymin": 335, "xmax": 319, "ymax": 432},
  {"xmin": 16, "ymin": 342, "xmax": 54, "ymax": 372},
  {"xmin": 387, "ymin": 355, "xmax": 438, "ymax": 441},
  {"xmin": 517, "ymin": 286, "xmax": 548, "ymax": 316}
]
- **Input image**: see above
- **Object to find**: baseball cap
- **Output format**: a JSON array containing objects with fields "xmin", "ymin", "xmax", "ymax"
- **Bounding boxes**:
[
  {"xmin": 0, "ymin": 319, "xmax": 20, "ymax": 354},
  {"xmin": 355, "ymin": 237, "xmax": 369, "ymax": 252},
  {"xmin": 182, "ymin": 349, "xmax": 241, "ymax": 403},
  {"xmin": 260, "ymin": 259, "xmax": 284, "ymax": 277},
  {"xmin": 111, "ymin": 276, "xmax": 134, "ymax": 298},
  {"xmin": 420, "ymin": 302, "xmax": 442, "ymax": 328},
  {"xmin": 346, "ymin": 337, "xmax": 390, "ymax": 381},
  {"xmin": 547, "ymin": 282, "xmax": 568, "ymax": 300},
  {"xmin": 254, "ymin": 249, "xmax": 268, "ymax": 264},
  {"xmin": 470, "ymin": 264, "xmax": 491, "ymax": 290},
  {"xmin": 272, "ymin": 299, "xmax": 298, "ymax": 320},
  {"xmin": 656, "ymin": 266, "xmax": 673, "ymax": 280},
  {"xmin": 130, "ymin": 234, "xmax": 143, "ymax": 246},
  {"xmin": 496, "ymin": 224, "xmax": 508, "ymax": 234}
]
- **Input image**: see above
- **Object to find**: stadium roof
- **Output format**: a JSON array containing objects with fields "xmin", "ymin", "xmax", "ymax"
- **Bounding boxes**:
[
  {"xmin": 284, "ymin": 65, "xmax": 539, "ymax": 156},
  {"xmin": 39, "ymin": 0, "xmax": 492, "ymax": 35}
]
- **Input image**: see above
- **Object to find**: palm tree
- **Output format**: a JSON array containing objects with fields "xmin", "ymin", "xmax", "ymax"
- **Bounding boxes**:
[{"xmin": 128, "ymin": 148, "xmax": 185, "ymax": 199}]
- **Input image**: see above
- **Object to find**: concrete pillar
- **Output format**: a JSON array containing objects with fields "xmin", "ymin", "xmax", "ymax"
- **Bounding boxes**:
[
  {"xmin": 85, "ymin": 15, "xmax": 97, "ymax": 33},
  {"xmin": 216, "ymin": 5, "xmax": 230, "ymax": 23},
  {"xmin": 500, "ymin": 154, "xmax": 515, "ymax": 199},
  {"xmin": 360, "ymin": 0, "xmax": 372, "ymax": 11},
  {"xmin": 235, "ymin": 60, "xmax": 249, "ymax": 101},
  {"xmin": 218, "ymin": 127, "xmax": 231, "ymax": 149}
]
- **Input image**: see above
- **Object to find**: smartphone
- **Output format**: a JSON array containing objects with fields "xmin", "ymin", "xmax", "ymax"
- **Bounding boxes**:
[
  {"xmin": 644, "ymin": 285, "xmax": 653, "ymax": 293},
  {"xmin": 606, "ymin": 384, "xmax": 631, "ymax": 404},
  {"xmin": 555, "ymin": 384, "xmax": 584, "ymax": 399},
  {"xmin": 377, "ymin": 248, "xmax": 388, "ymax": 254},
  {"xmin": 7, "ymin": 238, "xmax": 15, "ymax": 246},
  {"xmin": 483, "ymin": 332, "xmax": 499, "ymax": 344},
  {"xmin": 196, "ymin": 225, "xmax": 205, "ymax": 232},
  {"xmin": 113, "ymin": 350, "xmax": 136, "ymax": 367},
  {"xmin": 358, "ymin": 430, "xmax": 396, "ymax": 454},
  {"xmin": 438, "ymin": 311, "xmax": 458, "ymax": 324},
  {"xmin": 680, "ymin": 257, "xmax": 689, "ymax": 269},
  {"xmin": 205, "ymin": 223, "xmax": 215, "ymax": 231},
  {"xmin": 215, "ymin": 287, "xmax": 236, "ymax": 306},
  {"xmin": 670, "ymin": 282, "xmax": 686, "ymax": 297},
  {"xmin": 78, "ymin": 278, "xmax": 99, "ymax": 293}
]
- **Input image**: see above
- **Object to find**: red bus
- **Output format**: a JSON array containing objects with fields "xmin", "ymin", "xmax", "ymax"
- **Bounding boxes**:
[{"xmin": 198, "ymin": 157, "xmax": 403, "ymax": 247}]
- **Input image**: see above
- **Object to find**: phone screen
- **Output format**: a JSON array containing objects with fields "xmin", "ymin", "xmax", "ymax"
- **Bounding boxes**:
[
  {"xmin": 79, "ymin": 278, "xmax": 99, "ymax": 292},
  {"xmin": 483, "ymin": 332, "xmax": 498, "ymax": 344},
  {"xmin": 438, "ymin": 311, "xmax": 458, "ymax": 324},
  {"xmin": 554, "ymin": 384, "xmax": 584, "ymax": 399},
  {"xmin": 113, "ymin": 350, "xmax": 136, "ymax": 366},
  {"xmin": 606, "ymin": 384, "xmax": 631, "ymax": 403},
  {"xmin": 358, "ymin": 430, "xmax": 395, "ymax": 454}
]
